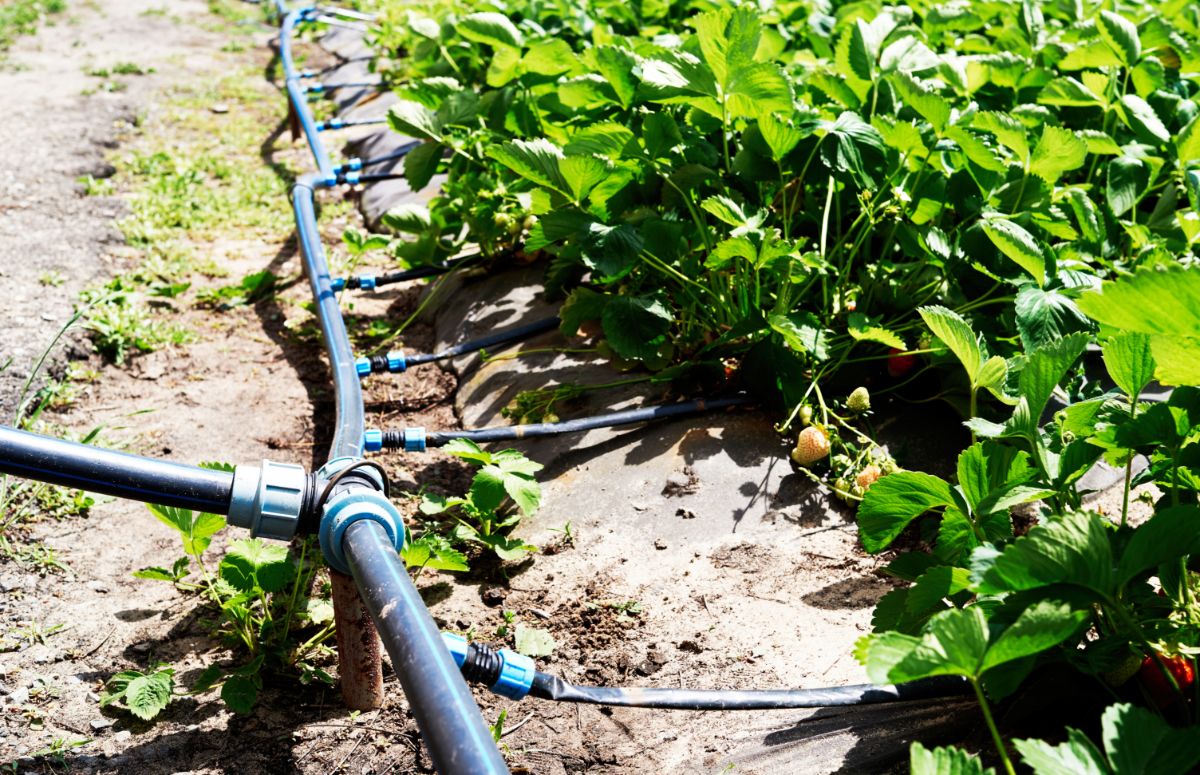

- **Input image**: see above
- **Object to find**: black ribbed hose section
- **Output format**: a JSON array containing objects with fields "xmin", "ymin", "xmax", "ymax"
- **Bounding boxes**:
[
  {"xmin": 526, "ymin": 673, "xmax": 970, "ymax": 710},
  {"xmin": 461, "ymin": 643, "xmax": 505, "ymax": 687},
  {"xmin": 0, "ymin": 425, "xmax": 234, "ymax": 514},
  {"xmin": 384, "ymin": 396, "xmax": 752, "ymax": 449}
]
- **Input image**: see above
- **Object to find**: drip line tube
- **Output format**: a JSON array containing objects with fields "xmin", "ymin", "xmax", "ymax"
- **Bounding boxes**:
[
  {"xmin": 376, "ymin": 396, "xmax": 751, "ymax": 451},
  {"xmin": 313, "ymin": 5, "xmax": 376, "ymax": 22},
  {"xmin": 317, "ymin": 117, "xmax": 387, "ymax": 131},
  {"xmin": 358, "ymin": 316, "xmax": 560, "ymax": 377},
  {"xmin": 306, "ymin": 81, "xmax": 382, "ymax": 93},
  {"xmin": 333, "ymin": 141, "xmax": 422, "ymax": 175},
  {"xmin": 0, "ymin": 425, "xmax": 234, "ymax": 514},
  {"xmin": 333, "ymin": 253, "xmax": 483, "ymax": 291},
  {"xmin": 527, "ymin": 673, "xmax": 970, "ymax": 710}
]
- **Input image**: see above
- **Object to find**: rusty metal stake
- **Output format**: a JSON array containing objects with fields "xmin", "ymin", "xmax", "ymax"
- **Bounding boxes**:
[{"xmin": 331, "ymin": 569, "xmax": 384, "ymax": 709}]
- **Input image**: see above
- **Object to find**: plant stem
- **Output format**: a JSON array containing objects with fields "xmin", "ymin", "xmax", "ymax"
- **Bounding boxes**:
[{"xmin": 972, "ymin": 679, "xmax": 1016, "ymax": 775}]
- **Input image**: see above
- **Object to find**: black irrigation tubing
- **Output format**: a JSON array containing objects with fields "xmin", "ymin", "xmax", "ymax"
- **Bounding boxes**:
[
  {"xmin": 332, "ymin": 251, "xmax": 486, "ymax": 291},
  {"xmin": 316, "ymin": 116, "xmax": 386, "ymax": 131},
  {"xmin": 332, "ymin": 141, "xmax": 423, "ymax": 176},
  {"xmin": 370, "ymin": 396, "xmax": 752, "ymax": 452},
  {"xmin": 355, "ymin": 316, "xmax": 561, "ymax": 378}
]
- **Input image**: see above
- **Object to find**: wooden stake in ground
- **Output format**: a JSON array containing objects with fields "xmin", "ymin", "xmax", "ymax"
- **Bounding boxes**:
[{"xmin": 331, "ymin": 570, "xmax": 384, "ymax": 709}]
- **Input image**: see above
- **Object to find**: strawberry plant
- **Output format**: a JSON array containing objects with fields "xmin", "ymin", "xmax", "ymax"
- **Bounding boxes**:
[
  {"xmin": 363, "ymin": 0, "xmax": 1200, "ymax": 417},
  {"xmin": 417, "ymin": 440, "xmax": 542, "ymax": 562},
  {"xmin": 853, "ymin": 266, "xmax": 1200, "ymax": 770},
  {"xmin": 126, "ymin": 496, "xmax": 337, "ymax": 716}
]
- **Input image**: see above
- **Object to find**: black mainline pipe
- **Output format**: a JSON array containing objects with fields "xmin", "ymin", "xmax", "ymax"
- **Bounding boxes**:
[
  {"xmin": 282, "ymin": 5, "xmax": 510, "ymax": 769},
  {"xmin": 528, "ymin": 673, "xmax": 970, "ymax": 710},
  {"xmin": 344, "ymin": 520, "xmax": 509, "ymax": 773},
  {"xmin": 293, "ymin": 176, "xmax": 366, "ymax": 460},
  {"xmin": 0, "ymin": 425, "xmax": 233, "ymax": 514},
  {"xmin": 390, "ymin": 396, "xmax": 752, "ymax": 449}
]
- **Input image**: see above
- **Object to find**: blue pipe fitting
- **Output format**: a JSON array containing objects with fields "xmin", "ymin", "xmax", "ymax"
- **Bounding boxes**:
[
  {"xmin": 227, "ymin": 459, "xmax": 307, "ymax": 541},
  {"xmin": 346, "ymin": 157, "xmax": 363, "ymax": 172},
  {"xmin": 306, "ymin": 83, "xmax": 326, "ymax": 94},
  {"xmin": 492, "ymin": 649, "xmax": 535, "ymax": 700},
  {"xmin": 363, "ymin": 428, "xmax": 383, "ymax": 453},
  {"xmin": 355, "ymin": 356, "xmax": 372, "ymax": 378},
  {"xmin": 442, "ymin": 632, "xmax": 469, "ymax": 667},
  {"xmin": 343, "ymin": 171, "xmax": 361, "ymax": 185},
  {"xmin": 404, "ymin": 427, "xmax": 427, "ymax": 452},
  {"xmin": 331, "ymin": 277, "xmax": 346, "ymax": 292},
  {"xmin": 319, "ymin": 490, "xmax": 405, "ymax": 575},
  {"xmin": 386, "ymin": 350, "xmax": 405, "ymax": 372},
  {"xmin": 439, "ymin": 633, "xmax": 534, "ymax": 700},
  {"xmin": 358, "ymin": 273, "xmax": 375, "ymax": 290}
]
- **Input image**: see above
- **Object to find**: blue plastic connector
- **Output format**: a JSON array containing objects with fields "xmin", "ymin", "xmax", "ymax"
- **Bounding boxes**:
[
  {"xmin": 343, "ymin": 171, "xmax": 361, "ymax": 185},
  {"xmin": 355, "ymin": 356, "xmax": 372, "ymax": 378},
  {"xmin": 358, "ymin": 273, "xmax": 375, "ymax": 290},
  {"xmin": 346, "ymin": 157, "xmax": 363, "ymax": 172},
  {"xmin": 442, "ymin": 632, "xmax": 468, "ymax": 667},
  {"xmin": 317, "ymin": 475, "xmax": 405, "ymax": 574},
  {"xmin": 331, "ymin": 277, "xmax": 346, "ymax": 292},
  {"xmin": 403, "ymin": 427, "xmax": 427, "ymax": 452},
  {"xmin": 438, "ymin": 633, "xmax": 534, "ymax": 700},
  {"xmin": 306, "ymin": 83, "xmax": 326, "ymax": 93},
  {"xmin": 363, "ymin": 428, "xmax": 383, "ymax": 453},
  {"xmin": 492, "ymin": 648, "xmax": 535, "ymax": 700},
  {"xmin": 386, "ymin": 350, "xmax": 405, "ymax": 372}
]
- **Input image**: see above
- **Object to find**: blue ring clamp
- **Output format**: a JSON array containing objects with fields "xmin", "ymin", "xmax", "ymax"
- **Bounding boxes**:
[
  {"xmin": 385, "ymin": 350, "xmax": 404, "ymax": 371},
  {"xmin": 363, "ymin": 428, "xmax": 383, "ymax": 452},
  {"xmin": 358, "ymin": 273, "xmax": 375, "ymax": 290}
]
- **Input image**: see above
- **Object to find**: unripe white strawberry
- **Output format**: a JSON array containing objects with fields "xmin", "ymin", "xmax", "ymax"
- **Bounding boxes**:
[
  {"xmin": 856, "ymin": 465, "xmax": 882, "ymax": 490},
  {"xmin": 791, "ymin": 426, "xmax": 830, "ymax": 466}
]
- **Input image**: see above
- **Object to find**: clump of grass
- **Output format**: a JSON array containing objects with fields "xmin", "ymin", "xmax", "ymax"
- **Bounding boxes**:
[{"xmin": 0, "ymin": 0, "xmax": 66, "ymax": 55}]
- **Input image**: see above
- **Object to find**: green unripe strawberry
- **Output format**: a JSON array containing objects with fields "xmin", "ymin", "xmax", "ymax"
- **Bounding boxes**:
[
  {"xmin": 847, "ymin": 387, "xmax": 870, "ymax": 413},
  {"xmin": 1103, "ymin": 652, "xmax": 1142, "ymax": 687}
]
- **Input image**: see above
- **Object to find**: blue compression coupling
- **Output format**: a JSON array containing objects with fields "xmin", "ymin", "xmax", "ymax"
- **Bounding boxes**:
[
  {"xmin": 439, "ymin": 633, "xmax": 535, "ymax": 701},
  {"xmin": 363, "ymin": 428, "xmax": 383, "ymax": 453},
  {"xmin": 331, "ymin": 277, "xmax": 347, "ymax": 292},
  {"xmin": 404, "ymin": 427, "xmax": 426, "ymax": 452},
  {"xmin": 318, "ymin": 485, "xmax": 405, "ymax": 575},
  {"xmin": 342, "ymin": 171, "xmax": 361, "ymax": 185},
  {"xmin": 493, "ymin": 648, "xmax": 535, "ymax": 700},
  {"xmin": 355, "ymin": 356, "xmax": 372, "ymax": 378},
  {"xmin": 385, "ymin": 350, "xmax": 404, "ymax": 372},
  {"xmin": 358, "ymin": 274, "xmax": 375, "ymax": 290},
  {"xmin": 306, "ymin": 83, "xmax": 326, "ymax": 93}
]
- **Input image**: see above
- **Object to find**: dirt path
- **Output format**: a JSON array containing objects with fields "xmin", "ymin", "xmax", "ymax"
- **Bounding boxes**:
[{"xmin": 0, "ymin": 0, "xmax": 221, "ymax": 420}]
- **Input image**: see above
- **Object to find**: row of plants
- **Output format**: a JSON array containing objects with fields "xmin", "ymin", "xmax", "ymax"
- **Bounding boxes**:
[{"xmin": 340, "ymin": 0, "xmax": 1200, "ymax": 769}]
